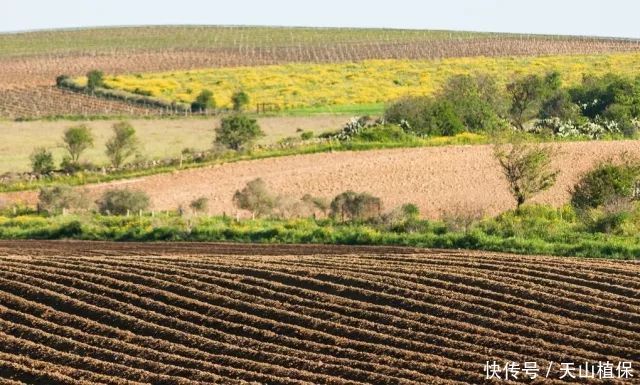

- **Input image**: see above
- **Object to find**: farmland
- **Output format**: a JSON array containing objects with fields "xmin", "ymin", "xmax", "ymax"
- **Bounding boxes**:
[
  {"xmin": 0, "ymin": 241, "xmax": 638, "ymax": 384},
  {"xmin": 5, "ymin": 140, "xmax": 640, "ymax": 218},
  {"xmin": 3, "ymin": 26, "xmax": 640, "ymax": 118},
  {"xmin": 96, "ymin": 53, "xmax": 640, "ymax": 111}
]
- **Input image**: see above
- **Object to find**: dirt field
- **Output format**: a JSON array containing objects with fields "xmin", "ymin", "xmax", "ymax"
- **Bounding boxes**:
[
  {"xmin": 0, "ymin": 241, "xmax": 638, "ymax": 384},
  {"xmin": 4, "ymin": 140, "xmax": 640, "ymax": 218},
  {"xmin": 0, "ymin": 115, "xmax": 347, "ymax": 173}
]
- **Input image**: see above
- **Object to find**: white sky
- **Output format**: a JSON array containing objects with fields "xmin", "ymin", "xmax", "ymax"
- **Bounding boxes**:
[{"xmin": 2, "ymin": 0, "xmax": 639, "ymax": 38}]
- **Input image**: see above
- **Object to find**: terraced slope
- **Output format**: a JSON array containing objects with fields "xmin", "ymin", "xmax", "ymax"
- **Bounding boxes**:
[{"xmin": 0, "ymin": 241, "xmax": 638, "ymax": 384}]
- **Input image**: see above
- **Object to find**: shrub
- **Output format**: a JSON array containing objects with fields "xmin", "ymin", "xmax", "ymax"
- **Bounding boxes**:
[
  {"xmin": 97, "ymin": 189, "xmax": 150, "ymax": 215},
  {"xmin": 190, "ymin": 197, "xmax": 209, "ymax": 213},
  {"xmin": 232, "ymin": 178, "xmax": 275, "ymax": 218},
  {"xmin": 330, "ymin": 191, "xmax": 382, "ymax": 222},
  {"xmin": 56, "ymin": 75, "xmax": 70, "ymax": 87},
  {"xmin": 191, "ymin": 89, "xmax": 216, "ymax": 112},
  {"xmin": 215, "ymin": 115, "xmax": 264, "ymax": 151},
  {"xmin": 301, "ymin": 194, "xmax": 330, "ymax": 217},
  {"xmin": 62, "ymin": 124, "xmax": 94, "ymax": 165},
  {"xmin": 105, "ymin": 121, "xmax": 138, "ymax": 168},
  {"xmin": 300, "ymin": 131, "xmax": 314, "ymax": 140},
  {"xmin": 494, "ymin": 140, "xmax": 558, "ymax": 208},
  {"xmin": 441, "ymin": 204, "xmax": 484, "ymax": 233},
  {"xmin": 571, "ymin": 157, "xmax": 640, "ymax": 210},
  {"xmin": 87, "ymin": 70, "xmax": 104, "ymax": 91},
  {"xmin": 30, "ymin": 147, "xmax": 55, "ymax": 175},
  {"xmin": 231, "ymin": 90, "xmax": 250, "ymax": 111},
  {"xmin": 38, "ymin": 186, "xmax": 86, "ymax": 215}
]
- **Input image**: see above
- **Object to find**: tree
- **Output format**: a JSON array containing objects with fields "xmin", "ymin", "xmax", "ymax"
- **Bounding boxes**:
[
  {"xmin": 62, "ymin": 125, "xmax": 94, "ymax": 165},
  {"xmin": 191, "ymin": 89, "xmax": 216, "ymax": 112},
  {"xmin": 87, "ymin": 70, "xmax": 104, "ymax": 91},
  {"xmin": 494, "ymin": 141, "xmax": 559, "ymax": 208},
  {"xmin": 507, "ymin": 72, "xmax": 561, "ymax": 130},
  {"xmin": 30, "ymin": 147, "xmax": 55, "ymax": 175},
  {"xmin": 231, "ymin": 90, "xmax": 250, "ymax": 111},
  {"xmin": 97, "ymin": 189, "xmax": 150, "ymax": 215},
  {"xmin": 232, "ymin": 178, "xmax": 275, "ymax": 218},
  {"xmin": 215, "ymin": 115, "xmax": 264, "ymax": 151},
  {"xmin": 105, "ymin": 121, "xmax": 139, "ymax": 168}
]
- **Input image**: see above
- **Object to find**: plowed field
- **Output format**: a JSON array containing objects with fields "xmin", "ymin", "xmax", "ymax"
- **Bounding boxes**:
[{"xmin": 0, "ymin": 241, "xmax": 637, "ymax": 384}]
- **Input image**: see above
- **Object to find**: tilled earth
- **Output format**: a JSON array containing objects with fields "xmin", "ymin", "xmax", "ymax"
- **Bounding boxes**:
[{"xmin": 0, "ymin": 241, "xmax": 638, "ymax": 384}]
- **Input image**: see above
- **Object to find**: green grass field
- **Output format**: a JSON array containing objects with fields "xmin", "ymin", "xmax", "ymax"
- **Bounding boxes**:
[{"xmin": 0, "ymin": 115, "xmax": 349, "ymax": 173}]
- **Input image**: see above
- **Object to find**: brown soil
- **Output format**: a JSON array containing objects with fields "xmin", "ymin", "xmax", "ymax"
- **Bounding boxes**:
[{"xmin": 4, "ymin": 140, "xmax": 640, "ymax": 218}]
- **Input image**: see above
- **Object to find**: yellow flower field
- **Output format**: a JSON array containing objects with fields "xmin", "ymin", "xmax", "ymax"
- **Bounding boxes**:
[{"xmin": 92, "ymin": 53, "xmax": 640, "ymax": 110}]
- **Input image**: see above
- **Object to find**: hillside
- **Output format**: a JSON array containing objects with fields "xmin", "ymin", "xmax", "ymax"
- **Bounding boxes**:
[
  {"xmin": 0, "ymin": 241, "xmax": 638, "ymax": 384},
  {"xmin": 5, "ymin": 140, "xmax": 640, "ymax": 218},
  {"xmin": 3, "ymin": 26, "xmax": 640, "ymax": 118}
]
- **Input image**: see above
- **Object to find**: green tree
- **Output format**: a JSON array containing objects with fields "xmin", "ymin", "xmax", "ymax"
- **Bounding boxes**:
[
  {"xmin": 30, "ymin": 147, "xmax": 55, "ymax": 175},
  {"xmin": 87, "ymin": 70, "xmax": 104, "ymax": 91},
  {"xmin": 105, "ymin": 121, "xmax": 139, "ymax": 168},
  {"xmin": 215, "ymin": 115, "xmax": 264, "ymax": 151},
  {"xmin": 191, "ymin": 89, "xmax": 216, "ymax": 112},
  {"xmin": 494, "ymin": 140, "xmax": 559, "ymax": 208},
  {"xmin": 507, "ymin": 72, "xmax": 561, "ymax": 130},
  {"xmin": 231, "ymin": 90, "xmax": 250, "ymax": 111},
  {"xmin": 232, "ymin": 178, "xmax": 275, "ymax": 218},
  {"xmin": 62, "ymin": 125, "xmax": 94, "ymax": 165}
]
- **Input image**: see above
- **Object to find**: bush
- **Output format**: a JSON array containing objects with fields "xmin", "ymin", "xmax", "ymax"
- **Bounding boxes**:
[
  {"xmin": 215, "ymin": 115, "xmax": 264, "ymax": 151},
  {"xmin": 300, "ymin": 131, "xmax": 314, "ymax": 140},
  {"xmin": 105, "ymin": 121, "xmax": 139, "ymax": 168},
  {"xmin": 97, "ymin": 189, "xmax": 150, "ymax": 215},
  {"xmin": 38, "ymin": 186, "xmax": 86, "ymax": 215},
  {"xmin": 231, "ymin": 90, "xmax": 250, "ymax": 111},
  {"xmin": 232, "ymin": 178, "xmax": 275, "ymax": 218},
  {"xmin": 56, "ymin": 75, "xmax": 70, "ymax": 87},
  {"xmin": 87, "ymin": 70, "xmax": 104, "ymax": 91},
  {"xmin": 385, "ymin": 74, "xmax": 507, "ymax": 135},
  {"xmin": 30, "ymin": 147, "xmax": 55, "ymax": 175},
  {"xmin": 330, "ymin": 191, "xmax": 382, "ymax": 222},
  {"xmin": 190, "ymin": 197, "xmax": 209, "ymax": 213},
  {"xmin": 571, "ymin": 157, "xmax": 640, "ymax": 210},
  {"xmin": 191, "ymin": 89, "xmax": 216, "ymax": 112}
]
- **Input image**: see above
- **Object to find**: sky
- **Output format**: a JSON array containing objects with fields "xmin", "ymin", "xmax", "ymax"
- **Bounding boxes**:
[{"xmin": 2, "ymin": 0, "xmax": 640, "ymax": 38}]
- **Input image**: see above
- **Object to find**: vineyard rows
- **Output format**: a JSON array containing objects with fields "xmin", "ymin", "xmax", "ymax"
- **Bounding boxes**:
[
  {"xmin": 0, "ymin": 241, "xmax": 638, "ymax": 384},
  {"xmin": 0, "ymin": 87, "xmax": 167, "ymax": 119},
  {"xmin": 3, "ymin": 27, "xmax": 640, "ymax": 117}
]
